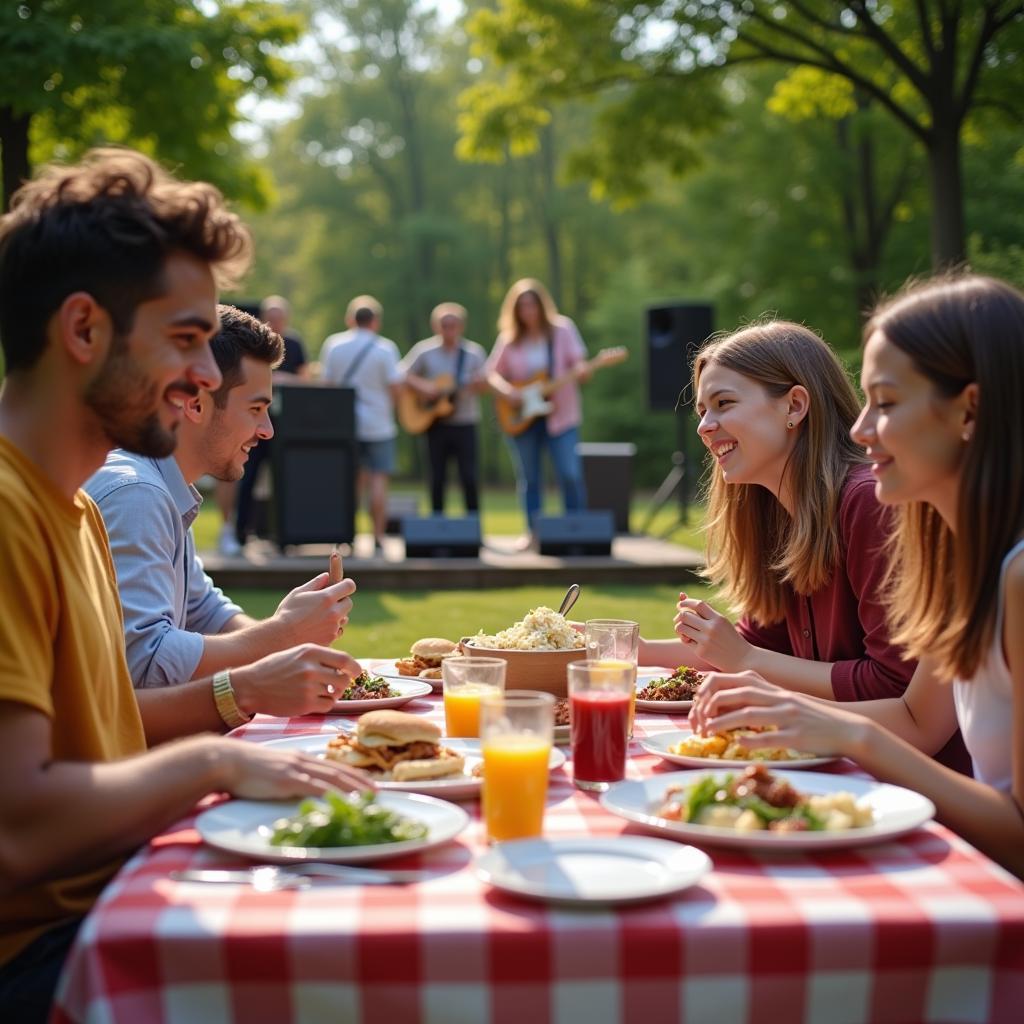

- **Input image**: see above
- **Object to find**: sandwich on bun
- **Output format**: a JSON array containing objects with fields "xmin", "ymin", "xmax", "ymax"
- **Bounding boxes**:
[
  {"xmin": 395, "ymin": 637, "xmax": 458, "ymax": 677},
  {"xmin": 326, "ymin": 710, "xmax": 464, "ymax": 781}
]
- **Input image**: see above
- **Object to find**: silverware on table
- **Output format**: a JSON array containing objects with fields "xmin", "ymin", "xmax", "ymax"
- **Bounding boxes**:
[{"xmin": 171, "ymin": 863, "xmax": 423, "ymax": 888}]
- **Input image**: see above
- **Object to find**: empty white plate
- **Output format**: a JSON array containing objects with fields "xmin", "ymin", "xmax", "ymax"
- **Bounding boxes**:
[{"xmin": 474, "ymin": 836, "xmax": 711, "ymax": 904}]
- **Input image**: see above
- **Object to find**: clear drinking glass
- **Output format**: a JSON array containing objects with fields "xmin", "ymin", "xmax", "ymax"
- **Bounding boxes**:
[
  {"xmin": 479, "ymin": 690, "xmax": 554, "ymax": 841},
  {"xmin": 442, "ymin": 656, "xmax": 506, "ymax": 738},
  {"xmin": 584, "ymin": 619, "xmax": 639, "ymax": 735},
  {"xmin": 567, "ymin": 659, "xmax": 633, "ymax": 792}
]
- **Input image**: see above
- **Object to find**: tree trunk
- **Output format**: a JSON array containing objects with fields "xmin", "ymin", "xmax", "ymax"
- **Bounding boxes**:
[
  {"xmin": 0, "ymin": 106, "xmax": 31, "ymax": 212},
  {"xmin": 538, "ymin": 121, "xmax": 562, "ymax": 304},
  {"xmin": 926, "ymin": 120, "xmax": 967, "ymax": 268}
]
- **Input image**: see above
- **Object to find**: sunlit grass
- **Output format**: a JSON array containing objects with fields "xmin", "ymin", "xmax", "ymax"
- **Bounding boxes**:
[{"xmin": 224, "ymin": 581, "xmax": 723, "ymax": 658}]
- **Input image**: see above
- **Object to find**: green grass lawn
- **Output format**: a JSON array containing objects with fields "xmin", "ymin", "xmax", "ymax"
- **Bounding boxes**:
[
  {"xmin": 223, "ymin": 581, "xmax": 724, "ymax": 658},
  {"xmin": 192, "ymin": 484, "xmax": 706, "ymax": 553},
  {"xmin": 197, "ymin": 484, "xmax": 713, "ymax": 655}
]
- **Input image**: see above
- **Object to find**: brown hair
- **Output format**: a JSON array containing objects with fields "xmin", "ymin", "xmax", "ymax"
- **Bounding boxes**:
[
  {"xmin": 869, "ymin": 274, "xmax": 1024, "ymax": 680},
  {"xmin": 696, "ymin": 321, "xmax": 866, "ymax": 624},
  {"xmin": 210, "ymin": 304, "xmax": 284, "ymax": 408},
  {"xmin": 497, "ymin": 278, "xmax": 559, "ymax": 343},
  {"xmin": 0, "ymin": 147, "xmax": 251, "ymax": 373}
]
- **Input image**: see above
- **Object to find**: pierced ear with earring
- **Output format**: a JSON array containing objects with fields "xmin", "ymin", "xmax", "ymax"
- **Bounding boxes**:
[{"xmin": 787, "ymin": 420, "xmax": 794, "ymax": 429}]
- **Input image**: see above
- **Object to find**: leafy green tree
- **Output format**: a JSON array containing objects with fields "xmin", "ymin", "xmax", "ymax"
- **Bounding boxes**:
[
  {"xmin": 461, "ymin": 1, "xmax": 1024, "ymax": 268},
  {"xmin": 0, "ymin": 0, "xmax": 302, "ymax": 209}
]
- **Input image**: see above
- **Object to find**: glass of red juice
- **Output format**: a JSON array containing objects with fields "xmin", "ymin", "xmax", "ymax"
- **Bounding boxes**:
[{"xmin": 568, "ymin": 659, "xmax": 634, "ymax": 791}]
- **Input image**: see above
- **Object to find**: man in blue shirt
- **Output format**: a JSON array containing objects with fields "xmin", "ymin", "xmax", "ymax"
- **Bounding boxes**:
[{"xmin": 87, "ymin": 306, "xmax": 357, "ymax": 707}]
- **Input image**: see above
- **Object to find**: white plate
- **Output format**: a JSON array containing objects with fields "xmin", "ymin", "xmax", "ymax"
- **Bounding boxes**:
[
  {"xmin": 362, "ymin": 658, "xmax": 441, "ymax": 691},
  {"xmin": 600, "ymin": 770, "xmax": 935, "ymax": 851},
  {"xmin": 196, "ymin": 791, "xmax": 469, "ymax": 863},
  {"xmin": 474, "ymin": 837, "xmax": 711, "ymax": 905},
  {"xmin": 330, "ymin": 676, "xmax": 433, "ymax": 713},
  {"xmin": 261, "ymin": 734, "xmax": 566, "ymax": 800},
  {"xmin": 640, "ymin": 729, "xmax": 838, "ymax": 770},
  {"xmin": 634, "ymin": 669, "xmax": 697, "ymax": 714}
]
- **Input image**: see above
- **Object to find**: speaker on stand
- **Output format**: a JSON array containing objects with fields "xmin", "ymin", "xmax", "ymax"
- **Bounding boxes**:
[{"xmin": 641, "ymin": 303, "xmax": 714, "ymax": 535}]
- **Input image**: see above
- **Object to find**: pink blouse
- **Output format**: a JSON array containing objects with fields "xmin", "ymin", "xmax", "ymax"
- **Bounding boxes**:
[{"xmin": 489, "ymin": 316, "xmax": 587, "ymax": 435}]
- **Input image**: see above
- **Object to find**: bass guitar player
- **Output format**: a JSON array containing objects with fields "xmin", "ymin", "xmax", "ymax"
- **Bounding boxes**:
[{"xmin": 399, "ymin": 303, "xmax": 488, "ymax": 515}]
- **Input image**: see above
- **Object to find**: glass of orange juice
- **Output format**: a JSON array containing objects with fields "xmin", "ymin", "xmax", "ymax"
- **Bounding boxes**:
[
  {"xmin": 479, "ymin": 690, "xmax": 554, "ymax": 842},
  {"xmin": 442, "ymin": 657, "xmax": 506, "ymax": 737},
  {"xmin": 584, "ymin": 620, "xmax": 639, "ymax": 734}
]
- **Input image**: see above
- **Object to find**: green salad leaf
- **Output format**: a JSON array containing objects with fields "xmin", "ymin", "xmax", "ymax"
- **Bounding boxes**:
[{"xmin": 269, "ymin": 790, "xmax": 428, "ymax": 848}]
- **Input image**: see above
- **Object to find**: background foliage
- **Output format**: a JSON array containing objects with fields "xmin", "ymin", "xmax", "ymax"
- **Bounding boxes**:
[{"xmin": 2, "ymin": 1, "xmax": 1023, "ymax": 488}]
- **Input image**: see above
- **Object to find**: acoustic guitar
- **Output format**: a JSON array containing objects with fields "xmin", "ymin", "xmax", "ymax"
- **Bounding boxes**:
[
  {"xmin": 397, "ymin": 373, "xmax": 457, "ymax": 435},
  {"xmin": 494, "ymin": 346, "xmax": 629, "ymax": 436}
]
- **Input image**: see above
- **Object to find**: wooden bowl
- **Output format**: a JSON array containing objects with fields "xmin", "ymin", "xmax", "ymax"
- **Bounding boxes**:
[{"xmin": 458, "ymin": 638, "xmax": 584, "ymax": 698}]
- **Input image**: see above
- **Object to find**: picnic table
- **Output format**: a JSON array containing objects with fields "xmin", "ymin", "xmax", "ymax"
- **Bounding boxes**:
[{"xmin": 52, "ymin": 693, "xmax": 1024, "ymax": 1024}]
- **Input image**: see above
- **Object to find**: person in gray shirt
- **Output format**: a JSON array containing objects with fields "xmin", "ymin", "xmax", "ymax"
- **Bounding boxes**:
[
  {"xmin": 400, "ymin": 302, "xmax": 488, "ymax": 514},
  {"xmin": 86, "ymin": 306, "xmax": 357, "ymax": 717}
]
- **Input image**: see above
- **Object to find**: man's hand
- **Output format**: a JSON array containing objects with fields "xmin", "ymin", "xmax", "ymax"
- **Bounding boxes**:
[
  {"xmin": 214, "ymin": 738, "xmax": 374, "ymax": 800},
  {"xmin": 230, "ymin": 644, "xmax": 362, "ymax": 718},
  {"xmin": 273, "ymin": 573, "xmax": 356, "ymax": 647}
]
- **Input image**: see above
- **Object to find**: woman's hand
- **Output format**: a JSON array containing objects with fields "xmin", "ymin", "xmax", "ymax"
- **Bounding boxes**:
[
  {"xmin": 673, "ymin": 593, "xmax": 753, "ymax": 672},
  {"xmin": 689, "ymin": 669, "xmax": 867, "ymax": 757}
]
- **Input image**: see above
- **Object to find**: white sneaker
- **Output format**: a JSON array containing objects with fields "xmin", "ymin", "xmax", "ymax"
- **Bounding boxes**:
[{"xmin": 218, "ymin": 526, "xmax": 242, "ymax": 557}]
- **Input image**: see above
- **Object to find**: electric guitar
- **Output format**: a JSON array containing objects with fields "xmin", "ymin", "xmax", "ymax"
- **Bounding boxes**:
[
  {"xmin": 397, "ymin": 373, "xmax": 458, "ymax": 435},
  {"xmin": 494, "ymin": 346, "xmax": 629, "ymax": 436}
]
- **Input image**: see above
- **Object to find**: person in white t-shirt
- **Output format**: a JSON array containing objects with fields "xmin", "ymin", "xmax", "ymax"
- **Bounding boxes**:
[{"xmin": 321, "ymin": 295, "xmax": 402, "ymax": 555}]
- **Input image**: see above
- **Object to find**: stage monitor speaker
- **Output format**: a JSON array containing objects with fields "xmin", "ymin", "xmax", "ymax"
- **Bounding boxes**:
[
  {"xmin": 536, "ymin": 511, "xmax": 614, "ymax": 557},
  {"xmin": 646, "ymin": 303, "xmax": 715, "ymax": 411},
  {"xmin": 403, "ymin": 515, "xmax": 481, "ymax": 558},
  {"xmin": 386, "ymin": 495, "xmax": 421, "ymax": 536},
  {"xmin": 270, "ymin": 385, "xmax": 356, "ymax": 546}
]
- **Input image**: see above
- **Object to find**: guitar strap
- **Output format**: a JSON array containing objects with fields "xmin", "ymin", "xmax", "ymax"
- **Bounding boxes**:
[
  {"xmin": 454, "ymin": 343, "xmax": 467, "ymax": 390},
  {"xmin": 340, "ymin": 337, "xmax": 378, "ymax": 387}
]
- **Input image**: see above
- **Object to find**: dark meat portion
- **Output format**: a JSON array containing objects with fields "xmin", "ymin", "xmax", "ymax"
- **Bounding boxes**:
[
  {"xmin": 553, "ymin": 697, "xmax": 571, "ymax": 726},
  {"xmin": 637, "ymin": 666, "xmax": 704, "ymax": 701},
  {"xmin": 728, "ymin": 765, "xmax": 801, "ymax": 808}
]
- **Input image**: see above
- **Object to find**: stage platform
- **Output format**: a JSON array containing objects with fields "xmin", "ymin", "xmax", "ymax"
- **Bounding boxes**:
[{"xmin": 201, "ymin": 534, "xmax": 703, "ymax": 591}]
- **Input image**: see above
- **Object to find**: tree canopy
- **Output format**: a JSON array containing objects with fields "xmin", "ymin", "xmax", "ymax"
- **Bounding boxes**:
[
  {"xmin": 460, "ymin": 1, "xmax": 1024, "ymax": 267},
  {"xmin": 0, "ymin": 0, "xmax": 302, "ymax": 209}
]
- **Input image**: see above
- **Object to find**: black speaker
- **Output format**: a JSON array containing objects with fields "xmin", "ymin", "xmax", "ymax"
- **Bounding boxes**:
[
  {"xmin": 403, "ymin": 515, "xmax": 481, "ymax": 558},
  {"xmin": 535, "ymin": 511, "xmax": 614, "ymax": 556},
  {"xmin": 385, "ymin": 495, "xmax": 421, "ymax": 535},
  {"xmin": 646, "ymin": 303, "xmax": 715, "ymax": 411},
  {"xmin": 270, "ymin": 385, "xmax": 357, "ymax": 546}
]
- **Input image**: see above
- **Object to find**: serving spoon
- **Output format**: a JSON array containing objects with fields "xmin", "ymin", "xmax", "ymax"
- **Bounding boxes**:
[{"xmin": 557, "ymin": 583, "xmax": 581, "ymax": 618}]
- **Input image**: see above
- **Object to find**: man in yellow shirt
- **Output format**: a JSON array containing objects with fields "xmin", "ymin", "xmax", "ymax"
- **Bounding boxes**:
[{"xmin": 0, "ymin": 149, "xmax": 370, "ymax": 1022}]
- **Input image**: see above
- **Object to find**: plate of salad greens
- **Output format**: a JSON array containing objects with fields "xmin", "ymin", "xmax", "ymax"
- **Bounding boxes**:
[
  {"xmin": 600, "ymin": 768, "xmax": 934, "ymax": 851},
  {"xmin": 195, "ymin": 790, "xmax": 469, "ymax": 863},
  {"xmin": 329, "ymin": 674, "xmax": 432, "ymax": 713}
]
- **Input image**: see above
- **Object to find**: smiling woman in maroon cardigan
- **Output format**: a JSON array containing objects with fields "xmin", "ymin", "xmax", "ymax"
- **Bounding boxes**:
[{"xmin": 640, "ymin": 320, "xmax": 970, "ymax": 773}]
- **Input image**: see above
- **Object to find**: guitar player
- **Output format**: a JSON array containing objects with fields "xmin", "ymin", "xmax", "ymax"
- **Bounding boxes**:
[
  {"xmin": 486, "ymin": 278, "xmax": 592, "ymax": 548},
  {"xmin": 400, "ymin": 303, "xmax": 488, "ymax": 514}
]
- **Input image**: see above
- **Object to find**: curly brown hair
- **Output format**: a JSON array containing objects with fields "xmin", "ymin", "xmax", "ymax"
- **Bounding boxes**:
[{"xmin": 0, "ymin": 147, "xmax": 251, "ymax": 373}]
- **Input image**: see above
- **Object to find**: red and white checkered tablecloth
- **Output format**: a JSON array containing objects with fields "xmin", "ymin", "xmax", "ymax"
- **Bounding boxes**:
[{"xmin": 53, "ymin": 695, "xmax": 1024, "ymax": 1024}]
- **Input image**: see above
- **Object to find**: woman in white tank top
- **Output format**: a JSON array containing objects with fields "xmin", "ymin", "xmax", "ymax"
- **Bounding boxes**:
[{"xmin": 687, "ymin": 274, "xmax": 1024, "ymax": 879}]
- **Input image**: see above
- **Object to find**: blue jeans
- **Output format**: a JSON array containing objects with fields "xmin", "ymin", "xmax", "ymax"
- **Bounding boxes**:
[{"xmin": 508, "ymin": 422, "xmax": 586, "ymax": 530}]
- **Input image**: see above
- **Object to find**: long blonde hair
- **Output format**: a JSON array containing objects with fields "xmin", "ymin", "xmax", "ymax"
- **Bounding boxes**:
[
  {"xmin": 869, "ymin": 275, "xmax": 1024, "ymax": 680},
  {"xmin": 497, "ymin": 278, "xmax": 560, "ymax": 343},
  {"xmin": 696, "ymin": 321, "xmax": 865, "ymax": 624}
]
